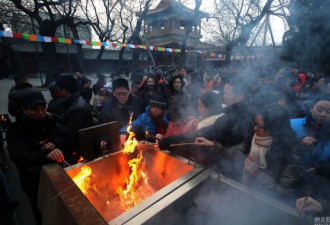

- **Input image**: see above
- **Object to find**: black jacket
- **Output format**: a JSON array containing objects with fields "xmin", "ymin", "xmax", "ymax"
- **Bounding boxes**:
[
  {"xmin": 61, "ymin": 92, "xmax": 94, "ymax": 132},
  {"xmin": 159, "ymin": 101, "xmax": 255, "ymax": 150},
  {"xmin": 57, "ymin": 92, "xmax": 93, "ymax": 158},
  {"xmin": 6, "ymin": 115, "xmax": 66, "ymax": 197},
  {"xmin": 165, "ymin": 89, "xmax": 191, "ymax": 108},
  {"xmin": 98, "ymin": 94, "xmax": 145, "ymax": 128}
]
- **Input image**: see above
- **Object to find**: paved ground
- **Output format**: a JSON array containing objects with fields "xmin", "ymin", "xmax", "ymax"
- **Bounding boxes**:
[{"xmin": 0, "ymin": 75, "xmax": 99, "ymax": 225}]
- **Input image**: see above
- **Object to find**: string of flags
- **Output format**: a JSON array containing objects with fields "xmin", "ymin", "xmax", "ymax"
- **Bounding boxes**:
[{"xmin": 0, "ymin": 30, "xmax": 262, "ymax": 60}]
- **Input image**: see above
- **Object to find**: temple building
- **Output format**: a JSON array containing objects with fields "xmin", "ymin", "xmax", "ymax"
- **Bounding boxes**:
[{"xmin": 142, "ymin": 0, "xmax": 213, "ymax": 66}]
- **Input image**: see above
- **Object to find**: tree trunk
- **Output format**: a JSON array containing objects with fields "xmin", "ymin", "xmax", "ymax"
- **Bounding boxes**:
[
  {"xmin": 131, "ymin": 49, "xmax": 140, "ymax": 80},
  {"xmin": 96, "ymin": 46, "xmax": 105, "ymax": 73},
  {"xmin": 117, "ymin": 47, "xmax": 125, "ymax": 73},
  {"xmin": 41, "ymin": 42, "xmax": 61, "ymax": 86},
  {"xmin": 71, "ymin": 26, "xmax": 85, "ymax": 72},
  {"xmin": 39, "ymin": 20, "xmax": 60, "ymax": 86},
  {"xmin": 0, "ymin": 23, "xmax": 24, "ymax": 77},
  {"xmin": 179, "ymin": 35, "xmax": 190, "ymax": 67},
  {"xmin": 225, "ymin": 44, "xmax": 233, "ymax": 65}
]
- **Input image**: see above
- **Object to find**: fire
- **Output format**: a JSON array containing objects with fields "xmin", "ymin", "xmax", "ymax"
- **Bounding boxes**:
[
  {"xmin": 116, "ymin": 152, "xmax": 147, "ymax": 210},
  {"xmin": 116, "ymin": 116, "xmax": 149, "ymax": 210},
  {"xmin": 72, "ymin": 166, "xmax": 92, "ymax": 194},
  {"xmin": 122, "ymin": 116, "xmax": 138, "ymax": 154},
  {"xmin": 70, "ymin": 116, "xmax": 150, "ymax": 212},
  {"xmin": 77, "ymin": 156, "xmax": 84, "ymax": 164}
]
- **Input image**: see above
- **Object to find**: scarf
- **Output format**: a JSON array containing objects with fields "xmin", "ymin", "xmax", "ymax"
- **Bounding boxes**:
[
  {"xmin": 148, "ymin": 111, "xmax": 168, "ymax": 135},
  {"xmin": 248, "ymin": 134, "xmax": 273, "ymax": 169},
  {"xmin": 242, "ymin": 134, "xmax": 273, "ymax": 185}
]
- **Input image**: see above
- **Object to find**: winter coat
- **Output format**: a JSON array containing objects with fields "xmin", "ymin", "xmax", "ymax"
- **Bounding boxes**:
[
  {"xmin": 240, "ymin": 139, "xmax": 302, "ymax": 197},
  {"xmin": 158, "ymin": 102, "xmax": 255, "ymax": 170},
  {"xmin": 120, "ymin": 105, "xmax": 169, "ymax": 139},
  {"xmin": 159, "ymin": 102, "xmax": 255, "ymax": 150},
  {"xmin": 165, "ymin": 90, "xmax": 191, "ymax": 108},
  {"xmin": 165, "ymin": 116, "xmax": 196, "ymax": 136},
  {"xmin": 80, "ymin": 87, "xmax": 93, "ymax": 104},
  {"xmin": 58, "ymin": 92, "xmax": 93, "ymax": 158},
  {"xmin": 76, "ymin": 76, "xmax": 87, "ymax": 93},
  {"xmin": 61, "ymin": 92, "xmax": 94, "ymax": 132},
  {"xmin": 290, "ymin": 116, "xmax": 330, "ymax": 169},
  {"xmin": 98, "ymin": 94, "xmax": 145, "ymax": 128},
  {"xmin": 6, "ymin": 115, "xmax": 66, "ymax": 198},
  {"xmin": 199, "ymin": 102, "xmax": 255, "ymax": 146},
  {"xmin": 47, "ymin": 95, "xmax": 66, "ymax": 118}
]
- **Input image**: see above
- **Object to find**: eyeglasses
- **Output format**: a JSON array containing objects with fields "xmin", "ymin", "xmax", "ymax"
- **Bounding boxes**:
[
  {"xmin": 114, "ymin": 91, "xmax": 129, "ymax": 97},
  {"xmin": 252, "ymin": 121, "xmax": 266, "ymax": 130}
]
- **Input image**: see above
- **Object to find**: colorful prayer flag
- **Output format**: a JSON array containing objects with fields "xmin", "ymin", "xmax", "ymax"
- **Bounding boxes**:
[
  {"xmin": 58, "ymin": 38, "xmax": 65, "ymax": 43},
  {"xmin": 13, "ymin": 32, "xmax": 22, "ymax": 38},
  {"xmin": 4, "ymin": 31, "xmax": 13, "ymax": 38},
  {"xmin": 51, "ymin": 37, "xmax": 58, "ymax": 42},
  {"xmin": 30, "ymin": 35, "xmax": 37, "ymax": 42},
  {"xmin": 22, "ymin": 33, "xmax": 29, "ymax": 40},
  {"xmin": 44, "ymin": 36, "xmax": 52, "ymax": 42},
  {"xmin": 37, "ymin": 36, "xmax": 44, "ymax": 42}
]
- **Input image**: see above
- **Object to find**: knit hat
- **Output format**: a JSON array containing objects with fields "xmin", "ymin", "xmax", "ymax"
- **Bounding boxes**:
[
  {"xmin": 22, "ymin": 91, "xmax": 46, "ymax": 109},
  {"xmin": 150, "ymin": 94, "xmax": 166, "ymax": 109}
]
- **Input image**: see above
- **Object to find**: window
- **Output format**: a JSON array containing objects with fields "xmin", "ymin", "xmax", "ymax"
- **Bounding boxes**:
[
  {"xmin": 160, "ymin": 22, "xmax": 166, "ymax": 30},
  {"xmin": 180, "ymin": 21, "xmax": 185, "ymax": 30}
]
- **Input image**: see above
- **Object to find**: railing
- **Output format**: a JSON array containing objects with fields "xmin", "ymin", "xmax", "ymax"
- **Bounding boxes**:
[{"xmin": 146, "ymin": 29, "xmax": 202, "ymax": 39}]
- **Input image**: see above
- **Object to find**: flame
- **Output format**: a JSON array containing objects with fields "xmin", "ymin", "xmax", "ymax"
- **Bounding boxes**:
[
  {"xmin": 116, "ymin": 116, "xmax": 148, "ymax": 210},
  {"xmin": 122, "ymin": 116, "xmax": 138, "ymax": 154},
  {"xmin": 116, "ymin": 152, "xmax": 148, "ymax": 210},
  {"xmin": 70, "ymin": 115, "xmax": 150, "ymax": 212},
  {"xmin": 72, "ymin": 166, "xmax": 92, "ymax": 194},
  {"xmin": 77, "ymin": 156, "xmax": 84, "ymax": 164}
]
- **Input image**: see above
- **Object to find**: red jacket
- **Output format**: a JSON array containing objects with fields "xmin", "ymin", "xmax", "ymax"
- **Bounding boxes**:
[{"xmin": 165, "ymin": 116, "xmax": 196, "ymax": 137}]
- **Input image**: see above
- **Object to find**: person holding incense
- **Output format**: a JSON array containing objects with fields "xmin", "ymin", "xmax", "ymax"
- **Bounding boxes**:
[
  {"xmin": 196, "ymin": 105, "xmax": 303, "ymax": 198},
  {"xmin": 6, "ymin": 90, "xmax": 66, "ymax": 225}
]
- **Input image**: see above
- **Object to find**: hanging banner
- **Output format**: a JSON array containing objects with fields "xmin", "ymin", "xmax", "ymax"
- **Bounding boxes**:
[{"xmin": 0, "ymin": 30, "xmax": 262, "ymax": 60}]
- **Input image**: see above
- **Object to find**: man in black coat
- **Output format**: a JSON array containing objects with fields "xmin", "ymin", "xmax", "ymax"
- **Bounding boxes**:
[
  {"xmin": 98, "ymin": 78, "xmax": 145, "ymax": 127},
  {"xmin": 98, "ymin": 78, "xmax": 145, "ymax": 150},
  {"xmin": 7, "ymin": 90, "xmax": 65, "ymax": 225},
  {"xmin": 56, "ymin": 75, "xmax": 94, "ymax": 161},
  {"xmin": 7, "ymin": 74, "xmax": 34, "ymax": 120}
]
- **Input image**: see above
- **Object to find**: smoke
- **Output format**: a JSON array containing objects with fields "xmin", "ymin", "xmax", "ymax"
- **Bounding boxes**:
[
  {"xmin": 184, "ymin": 175, "xmax": 303, "ymax": 225},
  {"xmin": 142, "ymin": 172, "xmax": 308, "ymax": 225},
  {"xmin": 282, "ymin": 0, "xmax": 330, "ymax": 73}
]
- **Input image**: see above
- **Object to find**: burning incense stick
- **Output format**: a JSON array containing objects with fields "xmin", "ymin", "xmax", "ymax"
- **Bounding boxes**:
[
  {"xmin": 298, "ymin": 185, "xmax": 313, "ymax": 218},
  {"xmin": 51, "ymin": 176, "xmax": 88, "ymax": 201},
  {"xmin": 63, "ymin": 159, "xmax": 77, "ymax": 172},
  {"xmin": 169, "ymin": 142, "xmax": 196, "ymax": 147}
]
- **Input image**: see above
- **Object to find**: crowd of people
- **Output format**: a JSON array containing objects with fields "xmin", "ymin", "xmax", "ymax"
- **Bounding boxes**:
[{"xmin": 1, "ymin": 64, "xmax": 330, "ymax": 224}]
